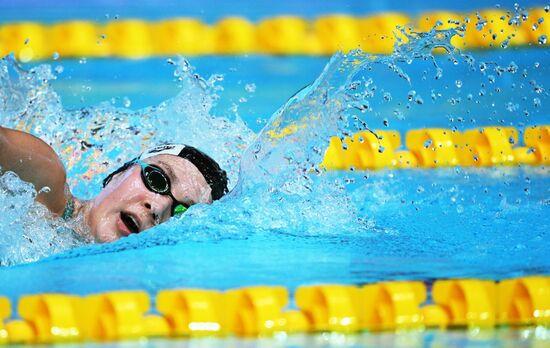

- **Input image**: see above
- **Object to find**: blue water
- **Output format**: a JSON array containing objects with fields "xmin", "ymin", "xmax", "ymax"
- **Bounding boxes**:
[
  {"xmin": 50, "ymin": 49, "xmax": 550, "ymax": 133},
  {"xmin": 0, "ymin": 37, "xmax": 549, "ymax": 304},
  {"xmin": 0, "ymin": 168, "xmax": 548, "ymax": 300}
]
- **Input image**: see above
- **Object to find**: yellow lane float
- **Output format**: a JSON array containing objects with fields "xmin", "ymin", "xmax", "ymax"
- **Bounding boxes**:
[
  {"xmin": 322, "ymin": 125, "xmax": 549, "ymax": 170},
  {"xmin": 0, "ymin": 6, "xmax": 548, "ymax": 60},
  {"xmin": 0, "ymin": 276, "xmax": 549, "ymax": 343},
  {"xmin": 156, "ymin": 289, "xmax": 224, "ymax": 336}
]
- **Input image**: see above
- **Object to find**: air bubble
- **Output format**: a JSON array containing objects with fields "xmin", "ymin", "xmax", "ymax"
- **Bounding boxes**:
[
  {"xmin": 52, "ymin": 52, "xmax": 59, "ymax": 60},
  {"xmin": 455, "ymin": 80, "xmax": 463, "ymax": 88}
]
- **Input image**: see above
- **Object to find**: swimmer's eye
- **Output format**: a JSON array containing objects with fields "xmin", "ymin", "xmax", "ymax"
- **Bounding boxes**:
[{"xmin": 172, "ymin": 204, "xmax": 188, "ymax": 216}]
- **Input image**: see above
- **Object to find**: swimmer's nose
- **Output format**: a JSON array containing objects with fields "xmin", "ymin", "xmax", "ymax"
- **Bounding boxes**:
[{"xmin": 144, "ymin": 198, "xmax": 171, "ymax": 225}]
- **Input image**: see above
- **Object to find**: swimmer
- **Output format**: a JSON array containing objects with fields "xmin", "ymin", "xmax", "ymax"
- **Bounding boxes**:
[{"xmin": 0, "ymin": 126, "xmax": 228, "ymax": 242}]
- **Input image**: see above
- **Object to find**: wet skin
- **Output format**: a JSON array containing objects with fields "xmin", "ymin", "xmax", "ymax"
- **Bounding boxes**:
[{"xmin": 83, "ymin": 154, "xmax": 212, "ymax": 242}]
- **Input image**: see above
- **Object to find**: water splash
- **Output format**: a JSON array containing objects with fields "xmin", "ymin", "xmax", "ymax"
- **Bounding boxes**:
[
  {"xmin": 0, "ymin": 171, "xmax": 86, "ymax": 266},
  {"xmin": 0, "ymin": 9, "xmax": 548, "ymax": 267}
]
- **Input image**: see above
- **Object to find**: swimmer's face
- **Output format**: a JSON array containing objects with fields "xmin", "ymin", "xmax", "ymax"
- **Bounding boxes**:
[{"xmin": 87, "ymin": 154, "xmax": 212, "ymax": 243}]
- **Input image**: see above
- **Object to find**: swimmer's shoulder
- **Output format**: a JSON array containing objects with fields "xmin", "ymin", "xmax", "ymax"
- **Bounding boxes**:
[{"xmin": 0, "ymin": 126, "xmax": 70, "ymax": 215}]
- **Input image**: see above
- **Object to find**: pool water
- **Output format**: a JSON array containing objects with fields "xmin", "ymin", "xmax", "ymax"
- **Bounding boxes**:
[{"xmin": 0, "ymin": 25, "xmax": 549, "ymax": 346}]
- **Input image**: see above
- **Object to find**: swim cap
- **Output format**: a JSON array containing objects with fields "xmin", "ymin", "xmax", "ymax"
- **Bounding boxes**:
[{"xmin": 102, "ymin": 144, "xmax": 228, "ymax": 200}]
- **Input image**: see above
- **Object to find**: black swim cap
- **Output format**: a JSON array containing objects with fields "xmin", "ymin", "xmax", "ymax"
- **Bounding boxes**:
[{"xmin": 102, "ymin": 144, "xmax": 228, "ymax": 200}]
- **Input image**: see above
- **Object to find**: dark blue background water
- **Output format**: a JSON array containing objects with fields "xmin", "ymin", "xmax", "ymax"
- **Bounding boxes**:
[{"xmin": 0, "ymin": 0, "xmax": 546, "ymax": 23}]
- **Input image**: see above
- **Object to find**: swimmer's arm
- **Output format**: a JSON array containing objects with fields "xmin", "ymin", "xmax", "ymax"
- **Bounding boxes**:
[{"xmin": 0, "ymin": 126, "xmax": 68, "ymax": 215}]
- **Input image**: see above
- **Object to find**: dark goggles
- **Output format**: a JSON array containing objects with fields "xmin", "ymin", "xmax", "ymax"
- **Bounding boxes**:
[{"xmin": 134, "ymin": 159, "xmax": 188, "ymax": 216}]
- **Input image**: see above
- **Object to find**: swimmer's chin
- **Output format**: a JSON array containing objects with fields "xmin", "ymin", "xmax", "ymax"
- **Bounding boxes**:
[{"xmin": 92, "ymin": 229, "xmax": 123, "ymax": 243}]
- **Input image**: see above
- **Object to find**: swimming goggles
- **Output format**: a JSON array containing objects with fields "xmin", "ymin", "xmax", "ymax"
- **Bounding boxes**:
[{"xmin": 134, "ymin": 159, "xmax": 188, "ymax": 216}]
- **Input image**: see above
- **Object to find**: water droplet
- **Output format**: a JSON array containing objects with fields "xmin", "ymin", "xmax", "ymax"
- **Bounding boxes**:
[
  {"xmin": 476, "ymin": 19, "xmax": 488, "ymax": 31},
  {"xmin": 501, "ymin": 39, "xmax": 509, "ymax": 49},
  {"xmin": 344, "ymin": 177, "xmax": 355, "ymax": 184},
  {"xmin": 532, "ymin": 23, "xmax": 539, "ymax": 31},
  {"xmin": 166, "ymin": 58, "xmax": 175, "ymax": 65},
  {"xmin": 383, "ymin": 119, "xmax": 389, "ymax": 127},
  {"xmin": 123, "ymin": 97, "xmax": 131, "ymax": 108},
  {"xmin": 52, "ymin": 52, "xmax": 59, "ymax": 60},
  {"xmin": 383, "ymin": 92, "xmax": 392, "ymax": 102},
  {"xmin": 538, "ymin": 17, "xmax": 545, "ymax": 24},
  {"xmin": 533, "ymin": 97, "xmax": 541, "ymax": 108},
  {"xmin": 245, "ymin": 83, "xmax": 256, "ymax": 93},
  {"xmin": 38, "ymin": 186, "xmax": 51, "ymax": 194},
  {"xmin": 506, "ymin": 102, "xmax": 519, "ymax": 112},
  {"xmin": 24, "ymin": 37, "xmax": 30, "ymax": 45},
  {"xmin": 538, "ymin": 35, "xmax": 547, "ymax": 45},
  {"xmin": 79, "ymin": 57, "xmax": 87, "ymax": 64},
  {"xmin": 479, "ymin": 62, "xmax": 487, "ymax": 72},
  {"xmin": 378, "ymin": 146, "xmax": 385, "ymax": 153},
  {"xmin": 407, "ymin": 90, "xmax": 416, "ymax": 101},
  {"xmin": 456, "ymin": 205, "xmax": 464, "ymax": 214},
  {"xmin": 508, "ymin": 136, "xmax": 515, "ymax": 144},
  {"xmin": 455, "ymin": 80, "xmax": 463, "ymax": 88},
  {"xmin": 54, "ymin": 65, "xmax": 63, "ymax": 74},
  {"xmin": 416, "ymin": 186, "xmax": 425, "ymax": 193},
  {"xmin": 545, "ymin": 5, "xmax": 550, "ymax": 12},
  {"xmin": 423, "ymin": 139, "xmax": 433, "ymax": 148},
  {"xmin": 238, "ymin": 97, "xmax": 247, "ymax": 103}
]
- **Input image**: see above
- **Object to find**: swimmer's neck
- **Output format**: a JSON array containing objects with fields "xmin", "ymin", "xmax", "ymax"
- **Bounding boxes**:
[{"xmin": 70, "ymin": 197, "xmax": 95, "ymax": 242}]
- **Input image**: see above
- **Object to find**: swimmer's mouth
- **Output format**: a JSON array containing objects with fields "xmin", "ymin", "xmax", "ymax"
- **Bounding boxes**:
[{"xmin": 120, "ymin": 212, "xmax": 140, "ymax": 234}]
